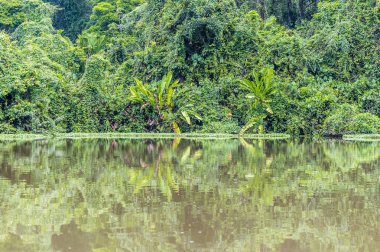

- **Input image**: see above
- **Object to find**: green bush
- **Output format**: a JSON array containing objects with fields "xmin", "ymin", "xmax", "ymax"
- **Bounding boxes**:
[
  {"xmin": 201, "ymin": 120, "xmax": 240, "ymax": 134},
  {"xmin": 349, "ymin": 113, "xmax": 380, "ymax": 134},
  {"xmin": 360, "ymin": 89, "xmax": 380, "ymax": 117},
  {"xmin": 0, "ymin": 123, "xmax": 18, "ymax": 134},
  {"xmin": 292, "ymin": 85, "xmax": 339, "ymax": 135},
  {"xmin": 323, "ymin": 104, "xmax": 380, "ymax": 135}
]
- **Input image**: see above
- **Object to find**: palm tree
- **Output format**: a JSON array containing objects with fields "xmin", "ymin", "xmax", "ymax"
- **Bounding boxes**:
[
  {"xmin": 239, "ymin": 66, "xmax": 277, "ymax": 136},
  {"xmin": 128, "ymin": 72, "xmax": 202, "ymax": 133},
  {"xmin": 78, "ymin": 32, "xmax": 106, "ymax": 60}
]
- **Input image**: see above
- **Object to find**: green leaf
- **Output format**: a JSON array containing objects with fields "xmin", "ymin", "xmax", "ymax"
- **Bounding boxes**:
[
  {"xmin": 158, "ymin": 79, "xmax": 165, "ymax": 108},
  {"xmin": 172, "ymin": 121, "xmax": 181, "ymax": 134},
  {"xmin": 167, "ymin": 87, "xmax": 174, "ymax": 106},
  {"xmin": 188, "ymin": 111, "xmax": 203, "ymax": 121},
  {"xmin": 165, "ymin": 71, "xmax": 173, "ymax": 89},
  {"xmin": 181, "ymin": 111, "xmax": 191, "ymax": 125},
  {"xmin": 239, "ymin": 115, "xmax": 266, "ymax": 135}
]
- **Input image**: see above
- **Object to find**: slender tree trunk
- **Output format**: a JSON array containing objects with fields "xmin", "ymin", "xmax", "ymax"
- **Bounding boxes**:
[
  {"xmin": 287, "ymin": 0, "xmax": 293, "ymax": 25},
  {"xmin": 299, "ymin": 0, "xmax": 305, "ymax": 19},
  {"xmin": 257, "ymin": 0, "xmax": 266, "ymax": 19}
]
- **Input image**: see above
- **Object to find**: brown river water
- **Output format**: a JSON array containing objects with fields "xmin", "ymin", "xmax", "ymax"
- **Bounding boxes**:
[{"xmin": 0, "ymin": 138, "xmax": 379, "ymax": 251}]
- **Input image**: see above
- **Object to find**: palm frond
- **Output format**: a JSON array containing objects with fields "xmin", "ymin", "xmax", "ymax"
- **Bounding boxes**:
[
  {"xmin": 239, "ymin": 66, "xmax": 276, "ymax": 135},
  {"xmin": 172, "ymin": 121, "xmax": 181, "ymax": 134},
  {"xmin": 188, "ymin": 110, "xmax": 203, "ymax": 121},
  {"xmin": 239, "ymin": 115, "xmax": 266, "ymax": 136},
  {"xmin": 181, "ymin": 111, "xmax": 191, "ymax": 125}
]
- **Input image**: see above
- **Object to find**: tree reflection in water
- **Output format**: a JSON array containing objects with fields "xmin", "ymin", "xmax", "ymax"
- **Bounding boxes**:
[
  {"xmin": 0, "ymin": 138, "xmax": 379, "ymax": 251},
  {"xmin": 51, "ymin": 221, "xmax": 91, "ymax": 252}
]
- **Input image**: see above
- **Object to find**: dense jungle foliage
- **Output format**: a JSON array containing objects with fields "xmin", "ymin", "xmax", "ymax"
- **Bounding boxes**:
[{"xmin": 0, "ymin": 0, "xmax": 379, "ymax": 135}]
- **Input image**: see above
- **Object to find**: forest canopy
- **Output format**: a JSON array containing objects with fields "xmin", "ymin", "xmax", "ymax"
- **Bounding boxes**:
[{"xmin": 0, "ymin": 0, "xmax": 379, "ymax": 135}]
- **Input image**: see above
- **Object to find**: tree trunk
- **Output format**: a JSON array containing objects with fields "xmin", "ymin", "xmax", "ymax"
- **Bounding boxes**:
[
  {"xmin": 287, "ymin": 0, "xmax": 293, "ymax": 25},
  {"xmin": 299, "ymin": 0, "xmax": 305, "ymax": 19},
  {"xmin": 257, "ymin": 0, "xmax": 266, "ymax": 19}
]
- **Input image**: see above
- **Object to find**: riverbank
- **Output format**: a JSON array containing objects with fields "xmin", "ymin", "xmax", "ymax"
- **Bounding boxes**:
[
  {"xmin": 0, "ymin": 133, "xmax": 291, "ymax": 141},
  {"xmin": 4, "ymin": 133, "xmax": 380, "ymax": 141},
  {"xmin": 343, "ymin": 134, "xmax": 380, "ymax": 141}
]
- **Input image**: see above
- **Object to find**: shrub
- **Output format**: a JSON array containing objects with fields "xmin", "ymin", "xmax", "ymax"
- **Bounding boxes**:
[
  {"xmin": 0, "ymin": 123, "xmax": 18, "ymax": 134},
  {"xmin": 323, "ymin": 104, "xmax": 380, "ymax": 135},
  {"xmin": 201, "ymin": 120, "xmax": 240, "ymax": 134},
  {"xmin": 349, "ymin": 113, "xmax": 380, "ymax": 134},
  {"xmin": 360, "ymin": 89, "xmax": 380, "ymax": 117}
]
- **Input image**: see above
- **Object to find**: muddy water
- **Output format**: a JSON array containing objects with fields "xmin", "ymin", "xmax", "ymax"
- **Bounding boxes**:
[{"xmin": 0, "ymin": 139, "xmax": 379, "ymax": 251}]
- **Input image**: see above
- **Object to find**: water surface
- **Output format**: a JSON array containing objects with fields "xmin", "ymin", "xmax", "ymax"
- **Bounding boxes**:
[{"xmin": 0, "ymin": 138, "xmax": 379, "ymax": 251}]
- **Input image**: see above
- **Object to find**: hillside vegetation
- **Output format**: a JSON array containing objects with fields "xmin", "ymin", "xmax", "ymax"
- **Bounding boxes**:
[{"xmin": 0, "ymin": 0, "xmax": 379, "ymax": 135}]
